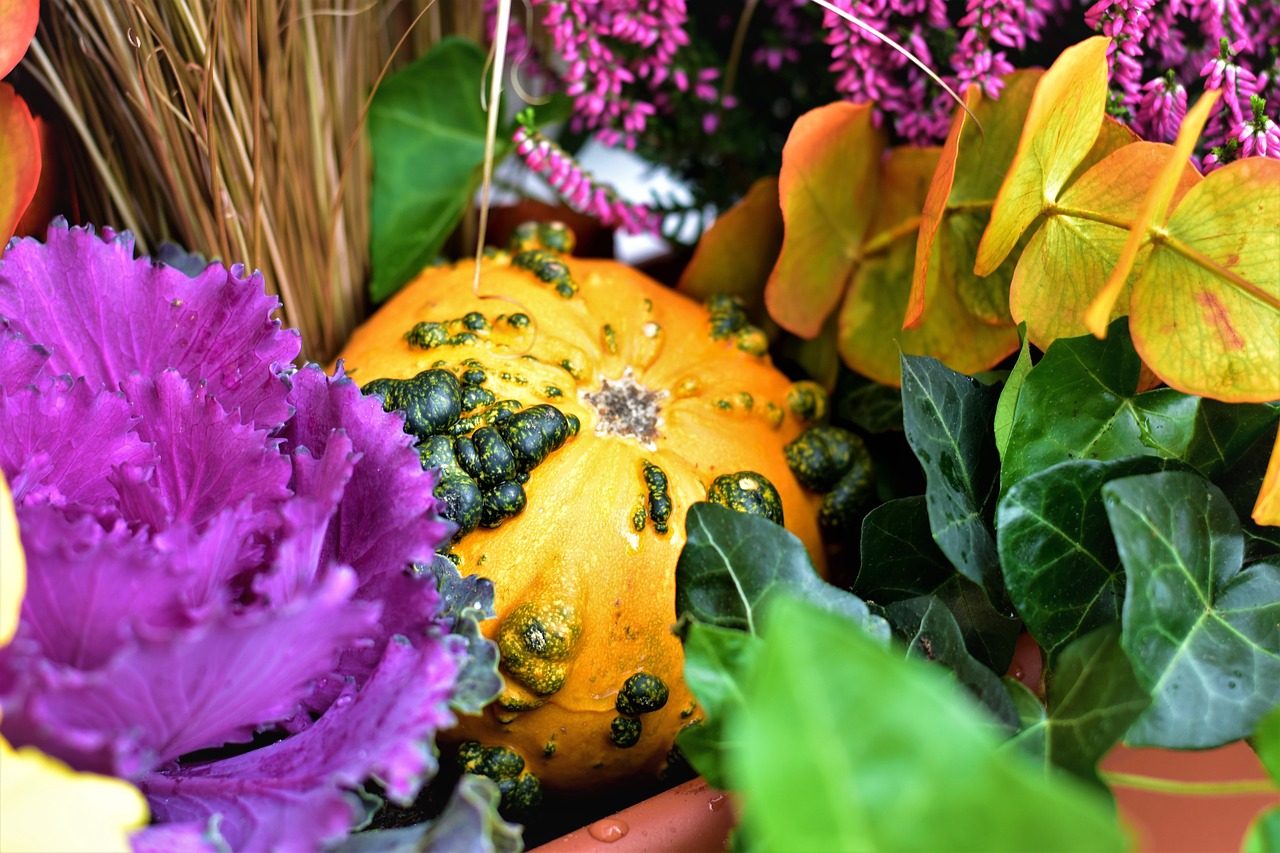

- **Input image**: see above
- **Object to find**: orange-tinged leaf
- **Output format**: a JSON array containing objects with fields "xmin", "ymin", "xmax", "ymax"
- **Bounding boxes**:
[
  {"xmin": 1010, "ymin": 142, "xmax": 1201, "ymax": 348},
  {"xmin": 975, "ymin": 37, "xmax": 1111, "ymax": 276},
  {"xmin": 839, "ymin": 147, "xmax": 1020, "ymax": 385},
  {"xmin": 765, "ymin": 102, "xmax": 885, "ymax": 339},
  {"xmin": 15, "ymin": 115, "xmax": 61, "ymax": 238},
  {"xmin": 910, "ymin": 70, "xmax": 1043, "ymax": 328},
  {"xmin": 677, "ymin": 176, "xmax": 782, "ymax": 316},
  {"xmin": 0, "ymin": 83, "xmax": 39, "ymax": 240},
  {"xmin": 1085, "ymin": 90, "xmax": 1219, "ymax": 337},
  {"xmin": 1128, "ymin": 156, "xmax": 1280, "ymax": 402},
  {"xmin": 1254, "ymin": 429, "xmax": 1280, "ymax": 527},
  {"xmin": 0, "ymin": 0, "xmax": 39, "ymax": 79}
]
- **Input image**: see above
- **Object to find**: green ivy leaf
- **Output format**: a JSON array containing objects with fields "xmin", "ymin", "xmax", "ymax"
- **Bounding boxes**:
[
  {"xmin": 1000, "ymin": 320, "xmax": 1280, "ymax": 496},
  {"xmin": 994, "ymin": 326, "xmax": 1033, "ymax": 462},
  {"xmin": 885, "ymin": 595, "xmax": 1020, "ymax": 731},
  {"xmin": 832, "ymin": 370, "xmax": 904, "ymax": 434},
  {"xmin": 859, "ymin": 496, "xmax": 1020, "ymax": 671},
  {"xmin": 676, "ymin": 621, "xmax": 762, "ymax": 790},
  {"xmin": 1008, "ymin": 624, "xmax": 1150, "ymax": 783},
  {"xmin": 729, "ymin": 596, "xmax": 1127, "ymax": 852},
  {"xmin": 1103, "ymin": 471, "xmax": 1280, "ymax": 748},
  {"xmin": 675, "ymin": 502, "xmax": 888, "ymax": 640},
  {"xmin": 900, "ymin": 354, "xmax": 1003, "ymax": 601},
  {"xmin": 997, "ymin": 456, "xmax": 1188, "ymax": 657}
]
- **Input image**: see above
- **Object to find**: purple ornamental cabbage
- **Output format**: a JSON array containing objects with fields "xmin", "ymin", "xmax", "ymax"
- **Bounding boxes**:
[{"xmin": 0, "ymin": 220, "xmax": 459, "ymax": 851}]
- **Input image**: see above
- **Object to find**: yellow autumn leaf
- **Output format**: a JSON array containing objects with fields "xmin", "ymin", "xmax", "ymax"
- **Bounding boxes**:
[
  {"xmin": 1084, "ymin": 90, "xmax": 1220, "ymax": 336},
  {"xmin": 974, "ymin": 36, "xmax": 1111, "ymax": 276},
  {"xmin": 839, "ymin": 147, "xmax": 1019, "ymax": 385},
  {"xmin": 764, "ymin": 102, "xmax": 885, "ymax": 338},
  {"xmin": 910, "ymin": 70, "xmax": 1043, "ymax": 329},
  {"xmin": 1127, "ymin": 155, "xmax": 1280, "ymax": 401},
  {"xmin": 677, "ymin": 176, "xmax": 783, "ymax": 317},
  {"xmin": 1010, "ymin": 142, "xmax": 1202, "ymax": 348},
  {"xmin": 1254, "ymin": 429, "xmax": 1280, "ymax": 527}
]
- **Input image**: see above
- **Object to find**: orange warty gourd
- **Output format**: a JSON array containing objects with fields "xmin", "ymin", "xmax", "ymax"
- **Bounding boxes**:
[{"xmin": 335, "ymin": 224, "xmax": 828, "ymax": 803}]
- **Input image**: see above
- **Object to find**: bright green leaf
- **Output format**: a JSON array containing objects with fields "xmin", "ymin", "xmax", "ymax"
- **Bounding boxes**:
[
  {"xmin": 764, "ymin": 102, "xmax": 884, "ymax": 338},
  {"xmin": 1245, "ymin": 809, "xmax": 1280, "ymax": 853},
  {"xmin": 729, "ymin": 596, "xmax": 1129, "ymax": 852},
  {"xmin": 1103, "ymin": 471, "xmax": 1280, "ymax": 748},
  {"xmin": 1255, "ymin": 703, "xmax": 1280, "ymax": 783},
  {"xmin": 976, "ymin": 37, "xmax": 1112, "ymax": 275},
  {"xmin": 994, "ymin": 325, "xmax": 1032, "ymax": 462},
  {"xmin": 1008, "ymin": 625, "xmax": 1150, "ymax": 783},
  {"xmin": 997, "ymin": 456, "xmax": 1189, "ymax": 657},
  {"xmin": 900, "ymin": 354, "xmax": 1003, "ymax": 599},
  {"xmin": 676, "ymin": 621, "xmax": 762, "ymax": 790},
  {"xmin": 675, "ymin": 502, "xmax": 888, "ymax": 639},
  {"xmin": 368, "ymin": 39, "xmax": 554, "ymax": 303}
]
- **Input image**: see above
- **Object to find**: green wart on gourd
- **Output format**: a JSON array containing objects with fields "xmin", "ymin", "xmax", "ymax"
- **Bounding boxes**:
[
  {"xmin": 707, "ymin": 470, "xmax": 784, "ymax": 525},
  {"xmin": 784, "ymin": 424, "xmax": 875, "ymax": 535},
  {"xmin": 457, "ymin": 741, "xmax": 543, "ymax": 813}
]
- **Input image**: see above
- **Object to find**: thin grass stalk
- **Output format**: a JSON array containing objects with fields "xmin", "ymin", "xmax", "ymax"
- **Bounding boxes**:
[{"xmin": 29, "ymin": 0, "xmax": 439, "ymax": 362}]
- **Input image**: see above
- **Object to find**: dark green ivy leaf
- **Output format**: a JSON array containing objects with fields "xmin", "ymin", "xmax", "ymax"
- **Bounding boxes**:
[
  {"xmin": 1000, "ymin": 320, "xmax": 1279, "ymax": 497},
  {"xmin": 728, "ymin": 596, "xmax": 1127, "ymax": 852},
  {"xmin": 859, "ymin": 496, "xmax": 1020, "ymax": 672},
  {"xmin": 996, "ymin": 455, "xmax": 1188, "ymax": 658},
  {"xmin": 900, "ymin": 353, "xmax": 1004, "ymax": 602},
  {"xmin": 676, "ymin": 502, "xmax": 889, "ymax": 641},
  {"xmin": 885, "ymin": 595, "xmax": 1020, "ymax": 732},
  {"xmin": 1103, "ymin": 471, "xmax": 1280, "ymax": 748},
  {"xmin": 833, "ymin": 369, "xmax": 904, "ymax": 434},
  {"xmin": 1007, "ymin": 624, "xmax": 1149, "ymax": 784}
]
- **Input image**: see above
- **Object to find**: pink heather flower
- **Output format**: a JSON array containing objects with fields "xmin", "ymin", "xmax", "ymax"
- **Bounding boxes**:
[
  {"xmin": 1231, "ymin": 95, "xmax": 1280, "ymax": 158},
  {"xmin": 0, "ymin": 222, "xmax": 462, "ymax": 851},
  {"xmin": 1135, "ymin": 72, "xmax": 1189, "ymax": 142},
  {"xmin": 512, "ymin": 126, "xmax": 662, "ymax": 235}
]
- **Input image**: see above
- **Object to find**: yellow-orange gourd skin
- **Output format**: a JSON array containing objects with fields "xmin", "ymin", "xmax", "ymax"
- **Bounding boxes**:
[{"xmin": 336, "ymin": 245, "xmax": 824, "ymax": 795}]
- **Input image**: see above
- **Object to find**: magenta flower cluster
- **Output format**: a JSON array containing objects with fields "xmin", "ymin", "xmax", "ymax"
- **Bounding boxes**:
[
  {"xmin": 513, "ymin": 125, "xmax": 664, "ymax": 234},
  {"xmin": 0, "ymin": 222, "xmax": 459, "ymax": 852},
  {"xmin": 1086, "ymin": 0, "xmax": 1280, "ymax": 166},
  {"xmin": 487, "ymin": 0, "xmax": 727, "ymax": 150}
]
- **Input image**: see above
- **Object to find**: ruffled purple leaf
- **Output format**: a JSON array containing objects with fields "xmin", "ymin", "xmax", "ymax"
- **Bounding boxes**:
[
  {"xmin": 1, "ymin": 568, "xmax": 376, "ymax": 777},
  {"xmin": 0, "ymin": 330, "xmax": 50, "ymax": 391},
  {"xmin": 137, "ymin": 635, "xmax": 460, "ymax": 853},
  {"xmin": 0, "ymin": 221, "xmax": 300, "ymax": 428},
  {"xmin": 283, "ymin": 364, "xmax": 454, "ymax": 593},
  {"xmin": 0, "ymin": 374, "xmax": 153, "ymax": 508},
  {"xmin": 113, "ymin": 371, "xmax": 292, "ymax": 532},
  {"xmin": 3, "ymin": 506, "xmax": 191, "ymax": 671}
]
